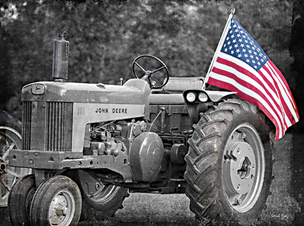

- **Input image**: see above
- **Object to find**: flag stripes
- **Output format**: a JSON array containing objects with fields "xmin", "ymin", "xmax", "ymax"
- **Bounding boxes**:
[{"xmin": 207, "ymin": 52, "xmax": 298, "ymax": 140}]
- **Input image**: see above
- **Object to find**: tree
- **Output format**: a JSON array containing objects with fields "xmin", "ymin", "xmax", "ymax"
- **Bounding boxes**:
[{"xmin": 0, "ymin": 0, "xmax": 294, "ymax": 118}]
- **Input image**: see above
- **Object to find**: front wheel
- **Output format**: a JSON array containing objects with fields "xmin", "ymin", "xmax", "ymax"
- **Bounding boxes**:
[
  {"xmin": 184, "ymin": 99, "xmax": 272, "ymax": 225},
  {"xmin": 8, "ymin": 174, "xmax": 36, "ymax": 226},
  {"xmin": 30, "ymin": 175, "xmax": 82, "ymax": 226}
]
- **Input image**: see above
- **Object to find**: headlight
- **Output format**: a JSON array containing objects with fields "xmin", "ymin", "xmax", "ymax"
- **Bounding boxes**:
[
  {"xmin": 198, "ymin": 92, "xmax": 208, "ymax": 102},
  {"xmin": 186, "ymin": 92, "xmax": 196, "ymax": 102}
]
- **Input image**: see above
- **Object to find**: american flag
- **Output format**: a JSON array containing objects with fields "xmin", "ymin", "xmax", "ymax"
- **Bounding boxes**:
[{"xmin": 206, "ymin": 17, "xmax": 299, "ymax": 140}]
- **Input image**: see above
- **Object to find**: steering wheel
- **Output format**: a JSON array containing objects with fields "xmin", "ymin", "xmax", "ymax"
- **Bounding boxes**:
[{"xmin": 132, "ymin": 55, "xmax": 170, "ymax": 89}]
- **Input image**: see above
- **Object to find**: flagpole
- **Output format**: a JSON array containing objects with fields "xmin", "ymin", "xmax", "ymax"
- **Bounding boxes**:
[{"xmin": 202, "ymin": 8, "xmax": 235, "ymax": 90}]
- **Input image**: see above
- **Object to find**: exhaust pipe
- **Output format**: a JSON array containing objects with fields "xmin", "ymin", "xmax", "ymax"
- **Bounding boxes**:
[{"xmin": 52, "ymin": 31, "xmax": 69, "ymax": 81}]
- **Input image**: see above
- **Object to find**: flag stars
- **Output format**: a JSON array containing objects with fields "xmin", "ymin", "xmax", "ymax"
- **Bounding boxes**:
[{"xmin": 221, "ymin": 18, "xmax": 269, "ymax": 71}]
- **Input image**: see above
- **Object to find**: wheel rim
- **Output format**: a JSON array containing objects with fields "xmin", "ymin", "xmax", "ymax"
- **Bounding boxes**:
[
  {"xmin": 78, "ymin": 170, "xmax": 120, "ymax": 204},
  {"xmin": 87, "ymin": 182, "xmax": 119, "ymax": 204},
  {"xmin": 48, "ymin": 190, "xmax": 76, "ymax": 226},
  {"xmin": 0, "ymin": 127, "xmax": 31, "ymax": 207},
  {"xmin": 222, "ymin": 123, "xmax": 265, "ymax": 213}
]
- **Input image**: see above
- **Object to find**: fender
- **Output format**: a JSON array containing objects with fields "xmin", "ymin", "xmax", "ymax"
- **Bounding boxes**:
[
  {"xmin": 183, "ymin": 89, "xmax": 237, "ymax": 124},
  {"xmin": 203, "ymin": 90, "xmax": 237, "ymax": 102}
]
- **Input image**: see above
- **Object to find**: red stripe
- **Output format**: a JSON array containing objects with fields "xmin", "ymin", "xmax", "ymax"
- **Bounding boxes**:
[
  {"xmin": 260, "ymin": 63, "xmax": 296, "ymax": 125},
  {"xmin": 217, "ymin": 57, "xmax": 284, "ymax": 119},
  {"xmin": 269, "ymin": 61, "xmax": 293, "ymax": 97},
  {"xmin": 212, "ymin": 58, "xmax": 288, "ymax": 130},
  {"xmin": 208, "ymin": 57, "xmax": 292, "ymax": 140},
  {"xmin": 211, "ymin": 66, "xmax": 286, "ymax": 129},
  {"xmin": 208, "ymin": 76, "xmax": 284, "ymax": 140},
  {"xmin": 267, "ymin": 61, "xmax": 299, "ymax": 121}
]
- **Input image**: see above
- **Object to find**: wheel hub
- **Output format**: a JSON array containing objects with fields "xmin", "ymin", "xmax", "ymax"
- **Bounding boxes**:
[
  {"xmin": 0, "ymin": 160, "xmax": 6, "ymax": 176},
  {"xmin": 225, "ymin": 142, "xmax": 256, "ymax": 195},
  {"xmin": 49, "ymin": 191, "xmax": 75, "ymax": 225}
]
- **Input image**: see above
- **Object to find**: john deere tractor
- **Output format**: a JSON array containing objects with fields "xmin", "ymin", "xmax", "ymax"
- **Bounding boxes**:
[{"xmin": 7, "ymin": 35, "xmax": 272, "ymax": 225}]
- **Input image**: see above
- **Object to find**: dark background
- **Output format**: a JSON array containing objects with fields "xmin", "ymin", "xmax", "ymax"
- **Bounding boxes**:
[
  {"xmin": 0, "ymin": 0, "xmax": 304, "ymax": 225},
  {"xmin": 0, "ymin": 0, "xmax": 298, "ymax": 119}
]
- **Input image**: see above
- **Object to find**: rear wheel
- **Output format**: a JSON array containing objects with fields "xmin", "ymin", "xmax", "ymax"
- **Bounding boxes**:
[
  {"xmin": 184, "ymin": 99, "xmax": 272, "ymax": 225},
  {"xmin": 30, "ymin": 175, "xmax": 82, "ymax": 226},
  {"xmin": 0, "ymin": 111, "xmax": 31, "ymax": 207},
  {"xmin": 75, "ymin": 170, "xmax": 129, "ymax": 221}
]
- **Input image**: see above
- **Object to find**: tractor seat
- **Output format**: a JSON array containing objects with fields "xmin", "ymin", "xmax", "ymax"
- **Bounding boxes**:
[
  {"xmin": 162, "ymin": 76, "xmax": 204, "ymax": 93},
  {"xmin": 149, "ymin": 77, "xmax": 204, "ymax": 105}
]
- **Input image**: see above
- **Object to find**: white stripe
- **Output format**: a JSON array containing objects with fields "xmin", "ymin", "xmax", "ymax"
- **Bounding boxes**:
[
  {"xmin": 215, "ymin": 53, "xmax": 289, "ymax": 127},
  {"xmin": 265, "ymin": 62, "xmax": 299, "ymax": 122},
  {"xmin": 209, "ymin": 70, "xmax": 284, "ymax": 138},
  {"xmin": 266, "ymin": 62, "xmax": 294, "ymax": 103},
  {"xmin": 259, "ymin": 67, "xmax": 292, "ymax": 127}
]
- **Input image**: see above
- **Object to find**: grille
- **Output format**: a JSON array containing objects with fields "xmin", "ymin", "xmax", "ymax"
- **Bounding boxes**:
[
  {"xmin": 22, "ymin": 101, "xmax": 32, "ymax": 150},
  {"xmin": 22, "ymin": 101, "xmax": 73, "ymax": 151},
  {"xmin": 46, "ymin": 102, "xmax": 72, "ymax": 151}
]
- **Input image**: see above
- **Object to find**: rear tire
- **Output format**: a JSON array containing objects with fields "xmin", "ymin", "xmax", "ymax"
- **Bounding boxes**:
[{"xmin": 184, "ymin": 99, "xmax": 272, "ymax": 225}]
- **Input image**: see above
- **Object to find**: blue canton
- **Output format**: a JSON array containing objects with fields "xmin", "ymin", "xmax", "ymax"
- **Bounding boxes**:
[{"xmin": 221, "ymin": 18, "xmax": 269, "ymax": 71}]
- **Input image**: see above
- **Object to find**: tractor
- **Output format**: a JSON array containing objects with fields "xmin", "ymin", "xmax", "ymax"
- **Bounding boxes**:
[{"xmin": 7, "ymin": 34, "xmax": 273, "ymax": 225}]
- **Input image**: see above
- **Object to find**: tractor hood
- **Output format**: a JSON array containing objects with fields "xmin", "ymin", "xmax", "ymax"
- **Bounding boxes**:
[{"xmin": 21, "ymin": 79, "xmax": 151, "ymax": 105}]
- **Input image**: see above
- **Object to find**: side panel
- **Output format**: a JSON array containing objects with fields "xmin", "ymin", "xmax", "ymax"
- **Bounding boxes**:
[{"xmin": 72, "ymin": 103, "xmax": 145, "ymax": 152}]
